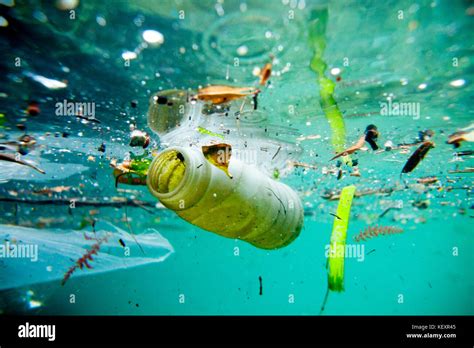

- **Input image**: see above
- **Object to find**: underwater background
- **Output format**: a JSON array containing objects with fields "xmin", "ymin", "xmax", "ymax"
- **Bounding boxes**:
[{"xmin": 0, "ymin": 0, "xmax": 473, "ymax": 315}]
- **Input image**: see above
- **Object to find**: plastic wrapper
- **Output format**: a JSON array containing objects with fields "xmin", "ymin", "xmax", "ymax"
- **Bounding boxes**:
[{"xmin": 0, "ymin": 221, "xmax": 174, "ymax": 290}]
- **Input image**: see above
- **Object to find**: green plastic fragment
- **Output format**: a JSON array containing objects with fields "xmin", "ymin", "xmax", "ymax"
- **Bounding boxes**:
[
  {"xmin": 197, "ymin": 126, "xmax": 225, "ymax": 139},
  {"xmin": 308, "ymin": 7, "xmax": 352, "ymax": 166},
  {"xmin": 129, "ymin": 157, "xmax": 152, "ymax": 176},
  {"xmin": 327, "ymin": 185, "xmax": 356, "ymax": 292}
]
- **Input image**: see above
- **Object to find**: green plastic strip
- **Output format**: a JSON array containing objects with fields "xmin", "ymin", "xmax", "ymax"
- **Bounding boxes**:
[
  {"xmin": 328, "ymin": 185, "xmax": 356, "ymax": 292},
  {"xmin": 308, "ymin": 7, "xmax": 351, "ymax": 166}
]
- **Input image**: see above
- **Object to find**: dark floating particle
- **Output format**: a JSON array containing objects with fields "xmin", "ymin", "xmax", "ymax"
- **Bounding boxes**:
[
  {"xmin": 62, "ymin": 132, "xmax": 69, "ymax": 138},
  {"xmin": 258, "ymin": 276, "xmax": 263, "ymax": 296},
  {"xmin": 456, "ymin": 150, "xmax": 474, "ymax": 157},
  {"xmin": 16, "ymin": 123, "xmax": 26, "ymax": 131},
  {"xmin": 413, "ymin": 199, "xmax": 430, "ymax": 209},
  {"xmin": 98, "ymin": 143, "xmax": 106, "ymax": 152},
  {"xmin": 272, "ymin": 146, "xmax": 281, "ymax": 160},
  {"xmin": 130, "ymin": 100, "xmax": 138, "ymax": 108},
  {"xmin": 401, "ymin": 141, "xmax": 435, "ymax": 174},
  {"xmin": 367, "ymin": 249, "xmax": 376, "ymax": 255},
  {"xmin": 379, "ymin": 207, "xmax": 393, "ymax": 218},
  {"xmin": 26, "ymin": 101, "xmax": 40, "ymax": 116},
  {"xmin": 76, "ymin": 114, "xmax": 101, "ymax": 124},
  {"xmin": 129, "ymin": 130, "xmax": 150, "ymax": 148},
  {"xmin": 156, "ymin": 96, "xmax": 168, "ymax": 105},
  {"xmin": 364, "ymin": 124, "xmax": 379, "ymax": 150},
  {"xmin": 329, "ymin": 212, "xmax": 341, "ymax": 220},
  {"xmin": 419, "ymin": 129, "xmax": 434, "ymax": 142},
  {"xmin": 119, "ymin": 238, "xmax": 126, "ymax": 247}
]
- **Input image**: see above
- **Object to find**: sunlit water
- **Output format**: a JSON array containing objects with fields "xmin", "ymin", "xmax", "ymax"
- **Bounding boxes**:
[{"xmin": 0, "ymin": 0, "xmax": 472, "ymax": 314}]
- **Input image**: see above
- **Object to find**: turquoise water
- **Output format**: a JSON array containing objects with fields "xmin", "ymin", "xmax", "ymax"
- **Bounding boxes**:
[{"xmin": 0, "ymin": 0, "xmax": 473, "ymax": 315}]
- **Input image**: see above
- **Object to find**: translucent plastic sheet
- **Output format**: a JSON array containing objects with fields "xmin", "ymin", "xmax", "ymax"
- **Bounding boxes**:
[
  {"xmin": 0, "ymin": 221, "xmax": 174, "ymax": 290},
  {"xmin": 148, "ymin": 90, "xmax": 303, "ymax": 177}
]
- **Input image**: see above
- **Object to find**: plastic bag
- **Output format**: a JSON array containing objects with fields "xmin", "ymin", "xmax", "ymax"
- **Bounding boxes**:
[{"xmin": 0, "ymin": 221, "xmax": 174, "ymax": 290}]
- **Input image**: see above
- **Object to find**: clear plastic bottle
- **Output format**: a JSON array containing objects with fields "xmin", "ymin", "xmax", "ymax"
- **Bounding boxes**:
[{"xmin": 147, "ymin": 146, "xmax": 303, "ymax": 249}]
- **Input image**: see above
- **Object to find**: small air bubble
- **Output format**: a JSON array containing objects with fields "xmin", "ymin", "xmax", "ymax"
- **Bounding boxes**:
[
  {"xmin": 449, "ymin": 79, "xmax": 465, "ymax": 87},
  {"xmin": 417, "ymin": 83, "xmax": 427, "ymax": 90},
  {"xmin": 96, "ymin": 16, "xmax": 106, "ymax": 26},
  {"xmin": 237, "ymin": 45, "xmax": 248, "ymax": 56}
]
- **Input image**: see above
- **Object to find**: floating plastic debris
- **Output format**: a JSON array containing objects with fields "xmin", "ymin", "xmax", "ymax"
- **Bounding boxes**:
[
  {"xmin": 290, "ymin": 161, "xmax": 318, "ymax": 170},
  {"xmin": 0, "ymin": 134, "xmax": 36, "ymax": 155},
  {"xmin": 413, "ymin": 199, "xmax": 430, "ymax": 209},
  {"xmin": 202, "ymin": 143, "xmax": 233, "ymax": 178},
  {"xmin": 147, "ymin": 147, "xmax": 304, "ymax": 249},
  {"xmin": 33, "ymin": 185, "xmax": 71, "ymax": 195},
  {"xmin": 0, "ymin": 16, "xmax": 8, "ymax": 27},
  {"xmin": 56, "ymin": 0, "xmax": 79, "ymax": 10},
  {"xmin": 26, "ymin": 101, "xmax": 40, "ymax": 116},
  {"xmin": 331, "ymin": 124, "xmax": 379, "ymax": 160},
  {"xmin": 24, "ymin": 290, "xmax": 42, "ymax": 309},
  {"xmin": 129, "ymin": 130, "xmax": 150, "ymax": 148},
  {"xmin": 330, "ymin": 135, "xmax": 365, "ymax": 161},
  {"xmin": 417, "ymin": 176, "xmax": 438, "ymax": 184},
  {"xmin": 197, "ymin": 85, "xmax": 260, "ymax": 105},
  {"xmin": 401, "ymin": 141, "xmax": 435, "ymax": 174},
  {"xmin": 309, "ymin": 7, "xmax": 351, "ymax": 166},
  {"xmin": 110, "ymin": 156, "xmax": 150, "ymax": 187},
  {"xmin": 327, "ymin": 185, "xmax": 356, "ymax": 292},
  {"xmin": 196, "ymin": 126, "xmax": 224, "ymax": 139},
  {"xmin": 0, "ymin": 221, "xmax": 173, "ymax": 290},
  {"xmin": 447, "ymin": 124, "xmax": 474, "ymax": 148},
  {"xmin": 24, "ymin": 72, "xmax": 67, "ymax": 90},
  {"xmin": 364, "ymin": 124, "xmax": 379, "ymax": 150},
  {"xmin": 448, "ymin": 167, "xmax": 474, "ymax": 174},
  {"xmin": 258, "ymin": 55, "xmax": 274, "ymax": 86},
  {"xmin": 320, "ymin": 185, "xmax": 356, "ymax": 314},
  {"xmin": 0, "ymin": 0, "xmax": 14, "ymax": 7},
  {"xmin": 0, "ymin": 153, "xmax": 45, "ymax": 174}
]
